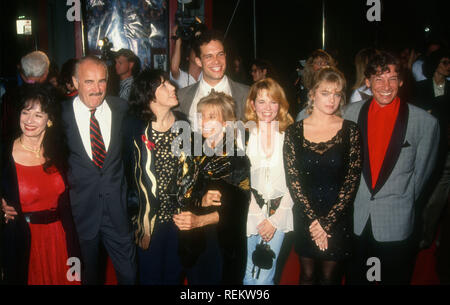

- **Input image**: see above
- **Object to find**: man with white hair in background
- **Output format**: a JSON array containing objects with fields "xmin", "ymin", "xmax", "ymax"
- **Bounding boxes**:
[
  {"xmin": 1, "ymin": 51, "xmax": 51, "ymax": 143},
  {"xmin": 19, "ymin": 51, "xmax": 50, "ymax": 84}
]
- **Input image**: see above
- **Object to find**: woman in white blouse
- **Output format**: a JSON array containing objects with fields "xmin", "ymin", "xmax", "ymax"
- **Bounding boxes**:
[{"xmin": 242, "ymin": 78, "xmax": 295, "ymax": 285}]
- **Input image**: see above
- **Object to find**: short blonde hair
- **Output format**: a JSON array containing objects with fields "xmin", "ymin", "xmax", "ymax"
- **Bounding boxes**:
[
  {"xmin": 197, "ymin": 91, "xmax": 236, "ymax": 122},
  {"xmin": 244, "ymin": 78, "xmax": 294, "ymax": 132},
  {"xmin": 306, "ymin": 66, "xmax": 346, "ymax": 117}
]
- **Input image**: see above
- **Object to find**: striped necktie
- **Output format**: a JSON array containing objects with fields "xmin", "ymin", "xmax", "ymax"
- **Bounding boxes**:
[{"xmin": 90, "ymin": 108, "xmax": 106, "ymax": 168}]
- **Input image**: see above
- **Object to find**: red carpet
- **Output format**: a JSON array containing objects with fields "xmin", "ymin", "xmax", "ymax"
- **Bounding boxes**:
[
  {"xmin": 277, "ymin": 243, "xmax": 440, "ymax": 285},
  {"xmin": 103, "ymin": 239, "xmax": 440, "ymax": 285}
]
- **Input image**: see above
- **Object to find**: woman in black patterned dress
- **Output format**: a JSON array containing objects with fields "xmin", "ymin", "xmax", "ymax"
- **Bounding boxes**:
[
  {"xmin": 284, "ymin": 67, "xmax": 362, "ymax": 284},
  {"xmin": 122, "ymin": 69, "xmax": 188, "ymax": 284}
]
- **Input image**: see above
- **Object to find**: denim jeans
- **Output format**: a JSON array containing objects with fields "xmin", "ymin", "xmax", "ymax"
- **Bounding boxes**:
[{"xmin": 243, "ymin": 230, "xmax": 285, "ymax": 285}]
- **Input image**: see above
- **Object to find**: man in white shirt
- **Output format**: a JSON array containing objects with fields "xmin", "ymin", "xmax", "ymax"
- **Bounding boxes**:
[
  {"xmin": 177, "ymin": 30, "xmax": 250, "ymax": 130},
  {"xmin": 62, "ymin": 56, "xmax": 136, "ymax": 284}
]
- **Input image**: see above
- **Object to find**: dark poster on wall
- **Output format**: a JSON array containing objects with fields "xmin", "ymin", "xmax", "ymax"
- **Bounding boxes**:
[{"xmin": 84, "ymin": 0, "xmax": 168, "ymax": 70}]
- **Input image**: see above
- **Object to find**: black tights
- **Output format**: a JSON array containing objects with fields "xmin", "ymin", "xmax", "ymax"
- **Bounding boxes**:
[{"xmin": 299, "ymin": 257, "xmax": 342, "ymax": 285}]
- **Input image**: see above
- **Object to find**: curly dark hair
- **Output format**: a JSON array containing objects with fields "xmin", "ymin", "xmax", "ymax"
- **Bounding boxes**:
[
  {"xmin": 17, "ymin": 84, "xmax": 68, "ymax": 173},
  {"xmin": 128, "ymin": 69, "xmax": 168, "ymax": 122},
  {"xmin": 364, "ymin": 51, "xmax": 402, "ymax": 80},
  {"xmin": 423, "ymin": 48, "xmax": 450, "ymax": 79}
]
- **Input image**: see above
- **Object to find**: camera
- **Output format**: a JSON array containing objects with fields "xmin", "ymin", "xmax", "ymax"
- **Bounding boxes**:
[
  {"xmin": 173, "ymin": 16, "xmax": 207, "ymax": 42},
  {"xmin": 97, "ymin": 37, "xmax": 116, "ymax": 66}
]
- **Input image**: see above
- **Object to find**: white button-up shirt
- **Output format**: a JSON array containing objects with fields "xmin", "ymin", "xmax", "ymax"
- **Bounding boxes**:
[
  {"xmin": 73, "ymin": 96, "xmax": 112, "ymax": 160},
  {"xmin": 189, "ymin": 76, "xmax": 232, "ymax": 131}
]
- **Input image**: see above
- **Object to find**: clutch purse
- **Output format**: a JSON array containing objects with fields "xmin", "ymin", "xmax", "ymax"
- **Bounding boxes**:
[{"xmin": 251, "ymin": 240, "xmax": 276, "ymax": 279}]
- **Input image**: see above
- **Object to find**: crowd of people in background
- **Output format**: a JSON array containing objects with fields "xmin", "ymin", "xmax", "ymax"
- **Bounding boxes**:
[{"xmin": 0, "ymin": 27, "xmax": 449, "ymax": 286}]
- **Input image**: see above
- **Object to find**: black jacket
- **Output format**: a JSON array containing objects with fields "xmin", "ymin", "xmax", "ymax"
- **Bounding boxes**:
[
  {"xmin": 121, "ymin": 110, "xmax": 188, "ymax": 250},
  {"xmin": 176, "ymin": 135, "xmax": 251, "ymax": 284}
]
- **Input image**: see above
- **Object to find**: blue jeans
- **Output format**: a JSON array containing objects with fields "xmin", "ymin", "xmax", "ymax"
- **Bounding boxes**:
[{"xmin": 243, "ymin": 230, "xmax": 285, "ymax": 285}]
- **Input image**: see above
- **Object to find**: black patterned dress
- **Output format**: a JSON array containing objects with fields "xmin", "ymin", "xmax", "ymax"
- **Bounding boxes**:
[
  {"xmin": 176, "ymin": 136, "xmax": 251, "ymax": 284},
  {"xmin": 284, "ymin": 120, "xmax": 362, "ymax": 260},
  {"xmin": 152, "ymin": 128, "xmax": 182, "ymax": 224}
]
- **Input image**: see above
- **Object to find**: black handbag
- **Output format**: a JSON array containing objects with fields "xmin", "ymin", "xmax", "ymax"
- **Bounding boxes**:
[{"xmin": 251, "ymin": 240, "xmax": 276, "ymax": 279}]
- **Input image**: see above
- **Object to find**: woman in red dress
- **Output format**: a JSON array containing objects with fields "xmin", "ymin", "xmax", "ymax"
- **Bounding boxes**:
[{"xmin": 1, "ymin": 84, "xmax": 81, "ymax": 285}]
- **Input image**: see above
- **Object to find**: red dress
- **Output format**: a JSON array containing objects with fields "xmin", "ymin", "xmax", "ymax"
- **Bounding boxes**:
[{"xmin": 15, "ymin": 163, "xmax": 80, "ymax": 285}]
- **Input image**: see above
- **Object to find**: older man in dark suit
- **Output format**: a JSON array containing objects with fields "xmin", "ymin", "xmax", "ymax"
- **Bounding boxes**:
[{"xmin": 63, "ymin": 56, "xmax": 136, "ymax": 284}]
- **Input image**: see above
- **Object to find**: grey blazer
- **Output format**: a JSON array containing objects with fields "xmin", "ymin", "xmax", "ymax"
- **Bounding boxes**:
[
  {"xmin": 62, "ymin": 96, "xmax": 131, "ymax": 240},
  {"xmin": 344, "ymin": 100, "xmax": 439, "ymax": 242},
  {"xmin": 295, "ymin": 100, "xmax": 439, "ymax": 242},
  {"xmin": 176, "ymin": 77, "xmax": 250, "ymax": 121}
]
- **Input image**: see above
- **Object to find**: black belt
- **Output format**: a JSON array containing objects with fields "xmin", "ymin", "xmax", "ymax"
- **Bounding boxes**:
[{"xmin": 23, "ymin": 209, "xmax": 59, "ymax": 224}]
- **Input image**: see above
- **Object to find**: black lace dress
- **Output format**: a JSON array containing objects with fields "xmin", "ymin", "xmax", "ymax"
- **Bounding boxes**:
[{"xmin": 284, "ymin": 120, "xmax": 362, "ymax": 260}]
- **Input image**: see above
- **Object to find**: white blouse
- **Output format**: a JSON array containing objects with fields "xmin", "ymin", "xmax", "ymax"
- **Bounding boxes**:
[{"xmin": 245, "ymin": 127, "xmax": 294, "ymax": 237}]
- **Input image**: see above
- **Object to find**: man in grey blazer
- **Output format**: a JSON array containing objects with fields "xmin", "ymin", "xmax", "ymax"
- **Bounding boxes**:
[
  {"xmin": 63, "ymin": 56, "xmax": 136, "ymax": 284},
  {"xmin": 177, "ymin": 30, "xmax": 249, "ymax": 129},
  {"xmin": 344, "ymin": 51, "xmax": 439, "ymax": 284}
]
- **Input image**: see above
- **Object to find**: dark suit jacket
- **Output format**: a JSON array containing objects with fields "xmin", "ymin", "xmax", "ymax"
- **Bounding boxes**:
[
  {"xmin": 413, "ymin": 78, "xmax": 449, "ymax": 155},
  {"xmin": 62, "ymin": 96, "xmax": 131, "ymax": 240},
  {"xmin": 1, "ymin": 141, "xmax": 81, "ymax": 284},
  {"xmin": 413, "ymin": 79, "xmax": 449, "ymax": 109},
  {"xmin": 177, "ymin": 77, "xmax": 250, "ymax": 121}
]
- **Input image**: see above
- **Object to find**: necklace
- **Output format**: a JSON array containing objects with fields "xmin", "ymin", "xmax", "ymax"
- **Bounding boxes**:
[{"xmin": 19, "ymin": 137, "xmax": 41, "ymax": 158}]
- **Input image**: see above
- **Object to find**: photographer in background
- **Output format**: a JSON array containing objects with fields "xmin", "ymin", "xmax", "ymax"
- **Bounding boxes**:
[{"xmin": 170, "ymin": 24, "xmax": 202, "ymax": 89}]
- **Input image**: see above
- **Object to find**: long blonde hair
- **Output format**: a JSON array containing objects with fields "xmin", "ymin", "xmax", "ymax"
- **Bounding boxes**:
[{"xmin": 244, "ymin": 78, "xmax": 294, "ymax": 132}]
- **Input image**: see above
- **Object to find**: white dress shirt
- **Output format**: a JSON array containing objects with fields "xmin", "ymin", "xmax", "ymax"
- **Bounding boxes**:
[
  {"xmin": 189, "ymin": 76, "xmax": 233, "ymax": 131},
  {"xmin": 73, "ymin": 96, "xmax": 112, "ymax": 160}
]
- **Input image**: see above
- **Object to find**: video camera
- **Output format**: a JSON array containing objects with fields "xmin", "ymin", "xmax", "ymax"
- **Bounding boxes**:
[
  {"xmin": 97, "ymin": 37, "xmax": 116, "ymax": 66},
  {"xmin": 172, "ymin": 16, "xmax": 207, "ymax": 42}
]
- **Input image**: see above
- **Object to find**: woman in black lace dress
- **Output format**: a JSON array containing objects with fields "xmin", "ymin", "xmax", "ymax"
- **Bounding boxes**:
[{"xmin": 284, "ymin": 67, "xmax": 362, "ymax": 284}]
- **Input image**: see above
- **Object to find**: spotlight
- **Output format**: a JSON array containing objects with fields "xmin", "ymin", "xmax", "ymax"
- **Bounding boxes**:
[
  {"xmin": 424, "ymin": 27, "xmax": 431, "ymax": 33},
  {"xmin": 98, "ymin": 37, "xmax": 109, "ymax": 48}
]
